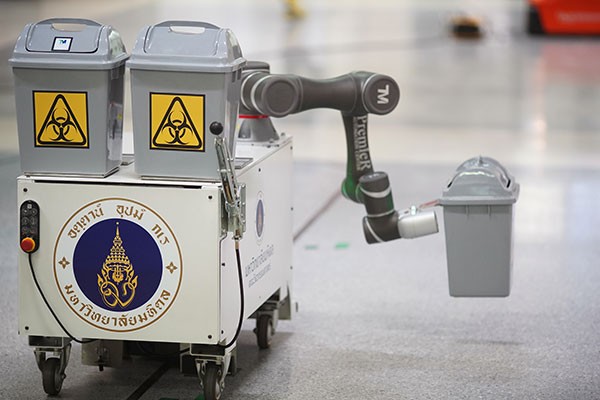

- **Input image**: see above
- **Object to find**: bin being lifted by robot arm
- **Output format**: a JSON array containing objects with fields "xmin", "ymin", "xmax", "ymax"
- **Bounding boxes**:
[{"xmin": 441, "ymin": 156, "xmax": 520, "ymax": 297}]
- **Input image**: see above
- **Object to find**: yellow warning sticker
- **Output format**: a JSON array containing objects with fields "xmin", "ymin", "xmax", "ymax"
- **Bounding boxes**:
[
  {"xmin": 150, "ymin": 93, "xmax": 204, "ymax": 151},
  {"xmin": 33, "ymin": 91, "xmax": 88, "ymax": 148}
]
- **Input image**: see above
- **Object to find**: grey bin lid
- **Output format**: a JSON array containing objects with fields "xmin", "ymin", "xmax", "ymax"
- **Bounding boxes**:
[
  {"xmin": 127, "ymin": 21, "xmax": 246, "ymax": 73},
  {"xmin": 8, "ymin": 18, "xmax": 128, "ymax": 70},
  {"xmin": 440, "ymin": 156, "xmax": 520, "ymax": 206}
]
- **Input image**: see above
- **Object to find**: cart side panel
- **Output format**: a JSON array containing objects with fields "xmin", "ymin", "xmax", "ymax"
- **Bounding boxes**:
[
  {"xmin": 219, "ymin": 140, "xmax": 293, "ymax": 342},
  {"xmin": 18, "ymin": 179, "xmax": 222, "ymax": 344}
]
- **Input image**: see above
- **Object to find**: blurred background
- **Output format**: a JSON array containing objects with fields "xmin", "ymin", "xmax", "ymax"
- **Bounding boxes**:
[{"xmin": 0, "ymin": 0, "xmax": 599, "ymax": 399}]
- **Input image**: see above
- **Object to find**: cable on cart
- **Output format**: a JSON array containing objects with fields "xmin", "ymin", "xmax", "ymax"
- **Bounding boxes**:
[
  {"xmin": 219, "ymin": 240, "xmax": 244, "ymax": 349},
  {"xmin": 28, "ymin": 253, "xmax": 96, "ymax": 344}
]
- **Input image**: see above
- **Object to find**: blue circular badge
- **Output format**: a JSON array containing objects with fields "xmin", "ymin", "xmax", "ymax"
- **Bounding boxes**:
[
  {"xmin": 256, "ymin": 199, "xmax": 265, "ymax": 239},
  {"xmin": 73, "ymin": 218, "xmax": 162, "ymax": 312}
]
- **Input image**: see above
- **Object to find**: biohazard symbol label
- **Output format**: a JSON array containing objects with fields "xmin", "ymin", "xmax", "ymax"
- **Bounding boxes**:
[
  {"xmin": 150, "ymin": 93, "xmax": 204, "ymax": 151},
  {"xmin": 33, "ymin": 91, "xmax": 88, "ymax": 148}
]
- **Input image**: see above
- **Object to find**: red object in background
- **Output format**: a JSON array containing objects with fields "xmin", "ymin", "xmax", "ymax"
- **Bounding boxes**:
[{"xmin": 528, "ymin": 0, "xmax": 600, "ymax": 35}]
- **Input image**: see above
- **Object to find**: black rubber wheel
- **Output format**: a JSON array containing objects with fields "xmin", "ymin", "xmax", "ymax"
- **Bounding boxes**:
[
  {"xmin": 42, "ymin": 358, "xmax": 63, "ymax": 396},
  {"xmin": 256, "ymin": 315, "xmax": 273, "ymax": 349},
  {"xmin": 203, "ymin": 363, "xmax": 223, "ymax": 400}
]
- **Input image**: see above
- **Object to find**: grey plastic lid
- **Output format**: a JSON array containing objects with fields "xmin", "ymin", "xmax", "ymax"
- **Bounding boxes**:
[
  {"xmin": 8, "ymin": 18, "xmax": 128, "ymax": 70},
  {"xmin": 127, "ymin": 21, "xmax": 246, "ymax": 73},
  {"xmin": 440, "ymin": 156, "xmax": 520, "ymax": 205}
]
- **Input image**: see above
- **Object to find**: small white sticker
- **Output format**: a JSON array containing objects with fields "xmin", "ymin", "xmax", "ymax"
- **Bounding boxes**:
[{"xmin": 53, "ymin": 37, "xmax": 72, "ymax": 51}]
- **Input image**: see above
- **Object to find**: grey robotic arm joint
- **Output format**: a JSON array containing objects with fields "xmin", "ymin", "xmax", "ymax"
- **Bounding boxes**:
[{"xmin": 240, "ymin": 62, "xmax": 438, "ymax": 244}]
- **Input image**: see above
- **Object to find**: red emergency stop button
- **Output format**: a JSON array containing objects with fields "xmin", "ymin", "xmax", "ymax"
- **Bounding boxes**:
[{"xmin": 20, "ymin": 237, "xmax": 37, "ymax": 253}]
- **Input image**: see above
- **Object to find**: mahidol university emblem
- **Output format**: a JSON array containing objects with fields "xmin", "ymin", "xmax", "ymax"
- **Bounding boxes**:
[
  {"xmin": 54, "ymin": 198, "xmax": 182, "ymax": 332},
  {"xmin": 97, "ymin": 222, "xmax": 138, "ymax": 309}
]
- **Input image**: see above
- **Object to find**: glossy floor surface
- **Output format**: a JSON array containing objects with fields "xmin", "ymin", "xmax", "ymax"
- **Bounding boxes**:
[{"xmin": 1, "ymin": 0, "xmax": 599, "ymax": 399}]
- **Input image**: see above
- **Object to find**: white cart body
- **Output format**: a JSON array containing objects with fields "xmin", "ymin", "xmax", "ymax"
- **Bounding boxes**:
[{"xmin": 18, "ymin": 139, "xmax": 293, "ymax": 347}]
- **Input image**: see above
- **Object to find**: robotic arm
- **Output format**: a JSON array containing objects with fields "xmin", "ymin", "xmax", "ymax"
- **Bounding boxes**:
[{"xmin": 239, "ymin": 62, "xmax": 438, "ymax": 243}]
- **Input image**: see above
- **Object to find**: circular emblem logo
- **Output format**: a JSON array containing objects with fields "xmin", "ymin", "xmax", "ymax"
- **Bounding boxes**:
[
  {"xmin": 256, "ymin": 193, "xmax": 265, "ymax": 241},
  {"xmin": 54, "ymin": 198, "xmax": 182, "ymax": 332}
]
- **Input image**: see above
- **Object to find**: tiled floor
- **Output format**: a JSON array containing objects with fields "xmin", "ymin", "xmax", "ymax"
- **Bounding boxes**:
[{"xmin": 0, "ymin": 0, "xmax": 599, "ymax": 399}]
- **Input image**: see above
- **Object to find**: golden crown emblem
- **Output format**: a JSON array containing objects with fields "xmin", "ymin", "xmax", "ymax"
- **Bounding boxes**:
[{"xmin": 97, "ymin": 222, "xmax": 138, "ymax": 308}]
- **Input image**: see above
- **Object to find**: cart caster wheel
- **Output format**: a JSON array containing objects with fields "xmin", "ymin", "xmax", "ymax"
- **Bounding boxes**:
[
  {"xmin": 256, "ymin": 314, "xmax": 273, "ymax": 349},
  {"xmin": 42, "ymin": 358, "xmax": 64, "ymax": 396},
  {"xmin": 203, "ymin": 363, "xmax": 223, "ymax": 400}
]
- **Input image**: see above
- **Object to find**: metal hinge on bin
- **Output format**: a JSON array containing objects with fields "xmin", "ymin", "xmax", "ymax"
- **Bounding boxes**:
[{"xmin": 215, "ymin": 136, "xmax": 246, "ymax": 240}]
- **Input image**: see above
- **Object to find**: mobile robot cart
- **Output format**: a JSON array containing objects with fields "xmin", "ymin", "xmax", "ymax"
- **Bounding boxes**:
[{"xmin": 18, "ymin": 136, "xmax": 293, "ymax": 397}]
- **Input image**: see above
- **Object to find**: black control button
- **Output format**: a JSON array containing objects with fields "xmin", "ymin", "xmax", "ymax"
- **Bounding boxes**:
[{"xmin": 210, "ymin": 121, "xmax": 224, "ymax": 135}]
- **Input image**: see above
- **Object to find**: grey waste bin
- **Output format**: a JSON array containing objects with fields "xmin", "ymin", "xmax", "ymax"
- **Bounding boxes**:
[
  {"xmin": 9, "ymin": 18, "xmax": 128, "ymax": 177},
  {"xmin": 440, "ymin": 156, "xmax": 520, "ymax": 297},
  {"xmin": 127, "ymin": 21, "xmax": 246, "ymax": 180}
]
